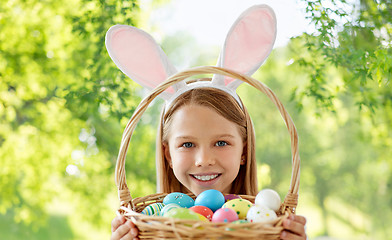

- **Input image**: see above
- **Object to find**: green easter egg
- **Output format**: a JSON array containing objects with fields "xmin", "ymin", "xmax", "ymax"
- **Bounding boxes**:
[{"xmin": 163, "ymin": 208, "xmax": 200, "ymax": 221}]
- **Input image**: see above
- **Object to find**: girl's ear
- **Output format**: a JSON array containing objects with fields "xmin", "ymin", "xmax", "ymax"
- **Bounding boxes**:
[
  {"xmin": 240, "ymin": 156, "xmax": 246, "ymax": 165},
  {"xmin": 105, "ymin": 25, "xmax": 181, "ymax": 100},
  {"xmin": 163, "ymin": 142, "xmax": 173, "ymax": 168},
  {"xmin": 241, "ymin": 144, "xmax": 247, "ymax": 165},
  {"xmin": 213, "ymin": 4, "xmax": 277, "ymax": 89}
]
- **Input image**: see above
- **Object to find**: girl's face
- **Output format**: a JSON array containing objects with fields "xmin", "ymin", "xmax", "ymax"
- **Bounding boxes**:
[{"xmin": 164, "ymin": 104, "xmax": 245, "ymax": 195}]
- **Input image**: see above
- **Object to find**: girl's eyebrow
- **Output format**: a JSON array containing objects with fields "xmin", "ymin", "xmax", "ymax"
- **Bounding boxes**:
[
  {"xmin": 212, "ymin": 134, "xmax": 236, "ymax": 139},
  {"xmin": 174, "ymin": 136, "xmax": 195, "ymax": 140}
]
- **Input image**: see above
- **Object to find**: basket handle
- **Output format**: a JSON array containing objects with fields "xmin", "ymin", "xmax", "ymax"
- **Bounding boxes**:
[{"xmin": 115, "ymin": 66, "xmax": 300, "ymax": 214}]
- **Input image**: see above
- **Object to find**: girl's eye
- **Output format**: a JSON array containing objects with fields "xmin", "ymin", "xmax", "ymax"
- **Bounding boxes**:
[
  {"xmin": 182, "ymin": 142, "xmax": 194, "ymax": 148},
  {"xmin": 215, "ymin": 141, "xmax": 228, "ymax": 147}
]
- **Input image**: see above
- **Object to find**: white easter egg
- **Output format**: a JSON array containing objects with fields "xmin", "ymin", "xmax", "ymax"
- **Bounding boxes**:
[
  {"xmin": 160, "ymin": 203, "xmax": 181, "ymax": 216},
  {"xmin": 246, "ymin": 205, "xmax": 277, "ymax": 223},
  {"xmin": 255, "ymin": 189, "xmax": 281, "ymax": 212}
]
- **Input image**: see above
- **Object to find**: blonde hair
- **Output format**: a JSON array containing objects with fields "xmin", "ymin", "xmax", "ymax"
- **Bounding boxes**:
[{"xmin": 156, "ymin": 87, "xmax": 258, "ymax": 196}]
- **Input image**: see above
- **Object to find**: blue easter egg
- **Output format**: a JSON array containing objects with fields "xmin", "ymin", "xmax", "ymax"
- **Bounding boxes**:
[
  {"xmin": 163, "ymin": 192, "xmax": 195, "ymax": 208},
  {"xmin": 194, "ymin": 189, "xmax": 225, "ymax": 212}
]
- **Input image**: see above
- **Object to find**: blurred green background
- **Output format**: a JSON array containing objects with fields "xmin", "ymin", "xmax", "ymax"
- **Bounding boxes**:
[{"xmin": 0, "ymin": 0, "xmax": 391, "ymax": 239}]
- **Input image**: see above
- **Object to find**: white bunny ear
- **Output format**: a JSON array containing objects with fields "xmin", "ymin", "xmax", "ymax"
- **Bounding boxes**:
[
  {"xmin": 105, "ymin": 25, "xmax": 182, "ymax": 100},
  {"xmin": 213, "ymin": 5, "xmax": 277, "ymax": 89}
]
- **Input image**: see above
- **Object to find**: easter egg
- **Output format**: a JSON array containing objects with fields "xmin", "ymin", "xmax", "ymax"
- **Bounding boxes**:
[
  {"xmin": 195, "ymin": 189, "xmax": 225, "ymax": 212},
  {"xmin": 222, "ymin": 198, "xmax": 252, "ymax": 219},
  {"xmin": 160, "ymin": 203, "xmax": 181, "ymax": 216},
  {"xmin": 246, "ymin": 205, "xmax": 277, "ymax": 223},
  {"xmin": 163, "ymin": 192, "xmax": 195, "ymax": 208},
  {"xmin": 211, "ymin": 208, "xmax": 239, "ymax": 223},
  {"xmin": 195, "ymin": 213, "xmax": 210, "ymax": 222},
  {"xmin": 141, "ymin": 202, "xmax": 164, "ymax": 216},
  {"xmin": 226, "ymin": 219, "xmax": 249, "ymax": 231},
  {"xmin": 189, "ymin": 205, "xmax": 213, "ymax": 221},
  {"xmin": 163, "ymin": 207, "xmax": 200, "ymax": 221},
  {"xmin": 232, "ymin": 219, "xmax": 249, "ymax": 224},
  {"xmin": 224, "ymin": 194, "xmax": 241, "ymax": 202},
  {"xmin": 255, "ymin": 189, "xmax": 281, "ymax": 212}
]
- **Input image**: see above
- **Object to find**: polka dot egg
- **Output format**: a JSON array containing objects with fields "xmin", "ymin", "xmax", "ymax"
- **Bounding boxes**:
[
  {"xmin": 212, "ymin": 208, "xmax": 239, "ymax": 223},
  {"xmin": 222, "ymin": 198, "xmax": 252, "ymax": 219},
  {"xmin": 246, "ymin": 205, "xmax": 277, "ymax": 223},
  {"xmin": 225, "ymin": 219, "xmax": 249, "ymax": 231},
  {"xmin": 141, "ymin": 202, "xmax": 164, "ymax": 216}
]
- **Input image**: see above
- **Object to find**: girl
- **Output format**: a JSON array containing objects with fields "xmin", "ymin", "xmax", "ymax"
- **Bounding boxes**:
[
  {"xmin": 111, "ymin": 87, "xmax": 307, "ymax": 240},
  {"xmin": 106, "ymin": 4, "xmax": 306, "ymax": 240}
]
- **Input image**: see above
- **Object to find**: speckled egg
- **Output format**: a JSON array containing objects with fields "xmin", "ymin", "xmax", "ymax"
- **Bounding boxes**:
[
  {"xmin": 225, "ymin": 219, "xmax": 249, "ymax": 231},
  {"xmin": 246, "ymin": 205, "xmax": 277, "ymax": 223},
  {"xmin": 222, "ymin": 198, "xmax": 252, "ymax": 219},
  {"xmin": 163, "ymin": 192, "xmax": 195, "ymax": 208},
  {"xmin": 141, "ymin": 202, "xmax": 164, "ymax": 216},
  {"xmin": 211, "ymin": 208, "xmax": 239, "ymax": 223},
  {"xmin": 163, "ymin": 207, "xmax": 200, "ymax": 220},
  {"xmin": 255, "ymin": 189, "xmax": 281, "ymax": 212},
  {"xmin": 189, "ymin": 205, "xmax": 213, "ymax": 221},
  {"xmin": 224, "ymin": 194, "xmax": 241, "ymax": 202},
  {"xmin": 195, "ymin": 189, "xmax": 225, "ymax": 212},
  {"xmin": 160, "ymin": 203, "xmax": 181, "ymax": 216},
  {"xmin": 232, "ymin": 219, "xmax": 249, "ymax": 224}
]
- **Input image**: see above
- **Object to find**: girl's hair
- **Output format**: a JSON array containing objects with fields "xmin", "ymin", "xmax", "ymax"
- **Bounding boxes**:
[{"xmin": 155, "ymin": 87, "xmax": 258, "ymax": 196}]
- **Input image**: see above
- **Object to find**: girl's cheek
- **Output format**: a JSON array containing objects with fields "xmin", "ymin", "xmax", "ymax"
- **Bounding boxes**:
[{"xmin": 173, "ymin": 152, "xmax": 192, "ymax": 163}]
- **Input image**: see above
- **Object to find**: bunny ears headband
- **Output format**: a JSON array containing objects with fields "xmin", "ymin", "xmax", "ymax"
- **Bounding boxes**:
[{"xmin": 105, "ymin": 4, "xmax": 277, "ymax": 108}]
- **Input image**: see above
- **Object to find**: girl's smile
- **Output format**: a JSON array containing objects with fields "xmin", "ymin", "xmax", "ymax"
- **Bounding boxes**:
[
  {"xmin": 164, "ymin": 104, "xmax": 245, "ymax": 195},
  {"xmin": 191, "ymin": 173, "xmax": 220, "ymax": 181}
]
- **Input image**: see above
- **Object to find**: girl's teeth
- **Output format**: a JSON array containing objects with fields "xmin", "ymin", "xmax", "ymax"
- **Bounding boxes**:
[{"xmin": 194, "ymin": 174, "xmax": 218, "ymax": 181}]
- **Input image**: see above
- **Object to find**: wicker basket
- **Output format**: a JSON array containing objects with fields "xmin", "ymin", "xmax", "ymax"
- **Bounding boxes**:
[{"xmin": 115, "ymin": 66, "xmax": 300, "ymax": 239}]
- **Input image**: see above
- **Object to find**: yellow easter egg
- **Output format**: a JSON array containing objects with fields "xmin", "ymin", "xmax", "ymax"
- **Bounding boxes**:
[
  {"xmin": 222, "ymin": 198, "xmax": 252, "ymax": 219},
  {"xmin": 196, "ymin": 213, "xmax": 210, "ymax": 222}
]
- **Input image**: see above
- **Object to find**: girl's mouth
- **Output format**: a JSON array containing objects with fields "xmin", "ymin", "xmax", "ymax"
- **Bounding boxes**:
[{"xmin": 191, "ymin": 173, "xmax": 221, "ymax": 182}]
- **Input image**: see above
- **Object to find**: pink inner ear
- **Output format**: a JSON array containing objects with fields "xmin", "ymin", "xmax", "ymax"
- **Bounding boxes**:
[
  {"xmin": 111, "ymin": 28, "xmax": 174, "ymax": 93},
  {"xmin": 223, "ymin": 8, "xmax": 275, "ymax": 85}
]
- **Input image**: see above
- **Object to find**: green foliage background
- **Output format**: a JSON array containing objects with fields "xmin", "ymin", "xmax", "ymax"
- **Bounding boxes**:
[{"xmin": 0, "ymin": 0, "xmax": 390, "ymax": 239}]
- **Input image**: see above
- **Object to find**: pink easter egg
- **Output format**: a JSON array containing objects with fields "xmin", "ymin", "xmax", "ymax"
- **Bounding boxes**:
[
  {"xmin": 190, "ymin": 205, "xmax": 214, "ymax": 221},
  {"xmin": 211, "ymin": 208, "xmax": 239, "ymax": 223}
]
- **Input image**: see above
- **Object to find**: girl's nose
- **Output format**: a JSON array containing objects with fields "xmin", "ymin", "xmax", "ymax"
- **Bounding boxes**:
[{"xmin": 195, "ymin": 148, "xmax": 215, "ymax": 167}]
